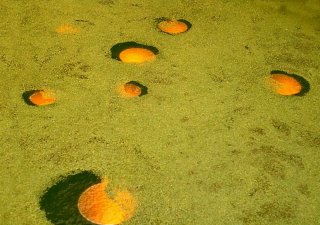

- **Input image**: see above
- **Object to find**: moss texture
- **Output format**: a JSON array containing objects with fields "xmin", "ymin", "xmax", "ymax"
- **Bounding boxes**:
[{"xmin": 0, "ymin": 0, "xmax": 319, "ymax": 224}]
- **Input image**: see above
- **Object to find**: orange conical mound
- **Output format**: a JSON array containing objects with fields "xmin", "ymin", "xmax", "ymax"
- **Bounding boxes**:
[
  {"xmin": 29, "ymin": 90, "xmax": 56, "ymax": 106},
  {"xmin": 157, "ymin": 19, "xmax": 189, "ymax": 35},
  {"xmin": 78, "ymin": 179, "xmax": 137, "ymax": 225},
  {"xmin": 119, "ymin": 48, "xmax": 156, "ymax": 63},
  {"xmin": 269, "ymin": 74, "xmax": 302, "ymax": 96}
]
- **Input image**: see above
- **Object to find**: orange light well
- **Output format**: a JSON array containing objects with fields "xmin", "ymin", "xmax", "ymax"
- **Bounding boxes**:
[
  {"xmin": 78, "ymin": 179, "xmax": 137, "ymax": 225},
  {"xmin": 117, "ymin": 81, "xmax": 148, "ymax": 98},
  {"xmin": 157, "ymin": 19, "xmax": 189, "ymax": 35},
  {"xmin": 29, "ymin": 90, "xmax": 56, "ymax": 106},
  {"xmin": 55, "ymin": 24, "xmax": 80, "ymax": 34},
  {"xmin": 110, "ymin": 42, "xmax": 159, "ymax": 63},
  {"xmin": 269, "ymin": 74, "xmax": 302, "ymax": 96},
  {"xmin": 124, "ymin": 83, "xmax": 142, "ymax": 97},
  {"xmin": 119, "ymin": 48, "xmax": 156, "ymax": 64}
]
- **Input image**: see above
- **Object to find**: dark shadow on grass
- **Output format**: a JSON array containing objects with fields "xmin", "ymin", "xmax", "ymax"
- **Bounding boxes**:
[
  {"xmin": 39, "ymin": 170, "xmax": 101, "ymax": 225},
  {"xmin": 22, "ymin": 90, "xmax": 38, "ymax": 106}
]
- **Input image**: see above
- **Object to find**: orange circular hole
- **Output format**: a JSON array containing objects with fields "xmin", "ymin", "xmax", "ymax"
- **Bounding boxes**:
[
  {"xmin": 269, "ymin": 74, "xmax": 302, "ymax": 96},
  {"xmin": 118, "ymin": 81, "xmax": 148, "ymax": 98},
  {"xmin": 25, "ymin": 90, "xmax": 56, "ymax": 106},
  {"xmin": 157, "ymin": 19, "xmax": 190, "ymax": 35},
  {"xmin": 119, "ymin": 47, "xmax": 156, "ymax": 64},
  {"xmin": 111, "ymin": 42, "xmax": 159, "ymax": 63},
  {"xmin": 124, "ymin": 83, "xmax": 142, "ymax": 97},
  {"xmin": 78, "ymin": 179, "xmax": 137, "ymax": 225}
]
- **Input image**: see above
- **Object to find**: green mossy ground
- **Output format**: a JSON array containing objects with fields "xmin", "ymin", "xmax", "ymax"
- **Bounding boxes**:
[{"xmin": 0, "ymin": 0, "xmax": 319, "ymax": 224}]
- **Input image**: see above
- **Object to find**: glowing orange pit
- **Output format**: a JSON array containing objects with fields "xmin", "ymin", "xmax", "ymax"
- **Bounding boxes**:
[
  {"xmin": 29, "ymin": 90, "xmax": 56, "ymax": 106},
  {"xmin": 119, "ymin": 48, "xmax": 156, "ymax": 63},
  {"xmin": 270, "ymin": 74, "xmax": 302, "ymax": 96},
  {"xmin": 123, "ymin": 83, "xmax": 142, "ymax": 97},
  {"xmin": 158, "ymin": 19, "xmax": 189, "ymax": 35},
  {"xmin": 78, "ymin": 179, "xmax": 137, "ymax": 225}
]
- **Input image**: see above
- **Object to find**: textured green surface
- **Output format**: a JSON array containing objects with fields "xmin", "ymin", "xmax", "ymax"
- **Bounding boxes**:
[{"xmin": 0, "ymin": 0, "xmax": 319, "ymax": 224}]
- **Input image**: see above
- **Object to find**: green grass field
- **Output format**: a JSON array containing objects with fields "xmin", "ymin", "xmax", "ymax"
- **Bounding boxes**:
[{"xmin": 0, "ymin": 0, "xmax": 319, "ymax": 224}]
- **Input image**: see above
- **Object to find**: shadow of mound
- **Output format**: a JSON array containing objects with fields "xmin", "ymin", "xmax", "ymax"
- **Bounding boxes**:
[{"xmin": 39, "ymin": 170, "xmax": 101, "ymax": 225}]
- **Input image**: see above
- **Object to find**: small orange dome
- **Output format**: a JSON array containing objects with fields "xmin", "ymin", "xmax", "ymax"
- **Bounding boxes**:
[
  {"xmin": 157, "ymin": 19, "xmax": 190, "ymax": 35},
  {"xmin": 269, "ymin": 74, "xmax": 302, "ymax": 96},
  {"xmin": 117, "ymin": 81, "xmax": 148, "ymax": 98},
  {"xmin": 119, "ymin": 48, "xmax": 156, "ymax": 63},
  {"xmin": 78, "ymin": 179, "xmax": 137, "ymax": 225},
  {"xmin": 29, "ymin": 90, "xmax": 56, "ymax": 106}
]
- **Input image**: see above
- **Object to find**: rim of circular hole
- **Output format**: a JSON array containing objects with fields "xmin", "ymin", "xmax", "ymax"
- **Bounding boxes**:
[{"xmin": 111, "ymin": 42, "xmax": 159, "ymax": 61}]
